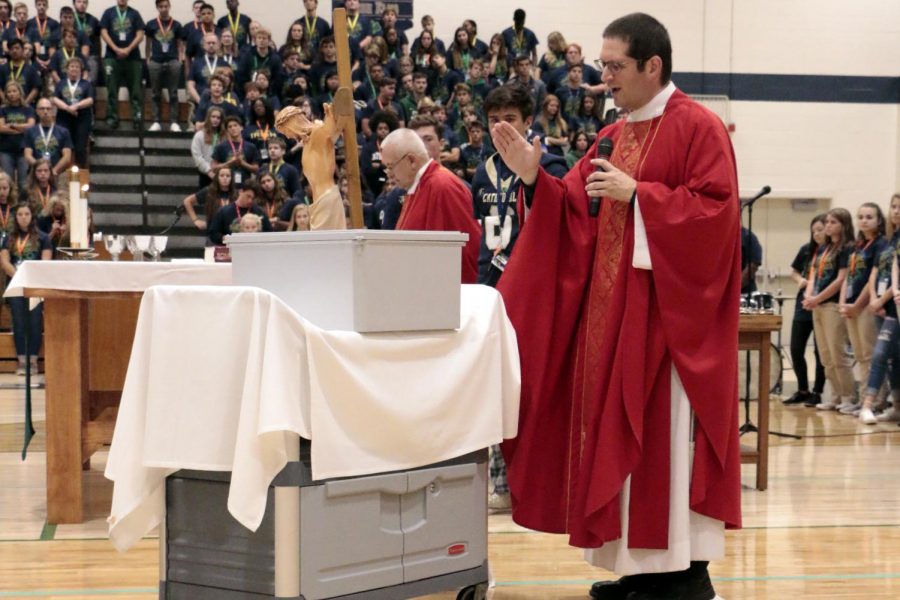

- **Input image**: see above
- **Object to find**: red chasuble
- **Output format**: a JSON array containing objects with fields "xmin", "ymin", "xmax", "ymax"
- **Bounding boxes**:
[
  {"xmin": 396, "ymin": 160, "xmax": 482, "ymax": 284},
  {"xmin": 497, "ymin": 89, "xmax": 742, "ymax": 550}
]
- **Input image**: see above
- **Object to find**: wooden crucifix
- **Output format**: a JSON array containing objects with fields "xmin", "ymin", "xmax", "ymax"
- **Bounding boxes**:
[{"xmin": 332, "ymin": 7, "xmax": 364, "ymax": 229}]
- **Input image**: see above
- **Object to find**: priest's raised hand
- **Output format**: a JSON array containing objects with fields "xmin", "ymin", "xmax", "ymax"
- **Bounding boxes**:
[{"xmin": 490, "ymin": 121, "xmax": 542, "ymax": 186}]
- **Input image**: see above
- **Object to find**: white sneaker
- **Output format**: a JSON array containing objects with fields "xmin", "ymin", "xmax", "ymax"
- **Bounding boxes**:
[
  {"xmin": 859, "ymin": 407, "xmax": 878, "ymax": 425},
  {"xmin": 838, "ymin": 403, "xmax": 860, "ymax": 415},
  {"xmin": 169, "ymin": 122, "xmax": 182, "ymax": 132},
  {"xmin": 817, "ymin": 401, "xmax": 839, "ymax": 410},
  {"xmin": 835, "ymin": 400, "xmax": 856, "ymax": 411},
  {"xmin": 876, "ymin": 406, "xmax": 900, "ymax": 422},
  {"xmin": 488, "ymin": 492, "xmax": 511, "ymax": 512},
  {"xmin": 148, "ymin": 122, "xmax": 162, "ymax": 132}
]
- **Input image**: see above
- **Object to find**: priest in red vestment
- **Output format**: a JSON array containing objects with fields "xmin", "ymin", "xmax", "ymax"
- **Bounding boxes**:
[
  {"xmin": 381, "ymin": 128, "xmax": 481, "ymax": 284},
  {"xmin": 491, "ymin": 13, "xmax": 740, "ymax": 600}
]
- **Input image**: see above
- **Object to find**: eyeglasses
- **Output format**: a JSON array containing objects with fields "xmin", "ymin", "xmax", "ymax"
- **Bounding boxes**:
[
  {"xmin": 383, "ymin": 152, "xmax": 410, "ymax": 172},
  {"xmin": 593, "ymin": 58, "xmax": 643, "ymax": 74}
]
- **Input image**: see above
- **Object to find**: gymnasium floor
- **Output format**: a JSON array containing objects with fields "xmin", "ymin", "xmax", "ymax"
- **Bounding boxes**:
[{"xmin": 1, "ymin": 371, "xmax": 899, "ymax": 599}]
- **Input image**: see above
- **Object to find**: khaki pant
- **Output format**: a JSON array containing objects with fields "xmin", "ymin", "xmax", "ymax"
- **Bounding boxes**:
[
  {"xmin": 812, "ymin": 302, "xmax": 855, "ymax": 398},
  {"xmin": 846, "ymin": 308, "xmax": 877, "ymax": 389}
]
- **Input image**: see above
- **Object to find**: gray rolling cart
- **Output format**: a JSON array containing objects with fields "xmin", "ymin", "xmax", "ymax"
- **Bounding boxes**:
[{"xmin": 160, "ymin": 437, "xmax": 489, "ymax": 600}]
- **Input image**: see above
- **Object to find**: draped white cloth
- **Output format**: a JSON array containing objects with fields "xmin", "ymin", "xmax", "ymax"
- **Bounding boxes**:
[
  {"xmin": 3, "ymin": 261, "xmax": 232, "ymax": 297},
  {"xmin": 105, "ymin": 284, "xmax": 520, "ymax": 552}
]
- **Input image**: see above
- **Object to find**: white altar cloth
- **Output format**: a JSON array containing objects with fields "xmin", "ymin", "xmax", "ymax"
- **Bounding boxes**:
[
  {"xmin": 3, "ymin": 261, "xmax": 232, "ymax": 297},
  {"xmin": 105, "ymin": 284, "xmax": 520, "ymax": 552}
]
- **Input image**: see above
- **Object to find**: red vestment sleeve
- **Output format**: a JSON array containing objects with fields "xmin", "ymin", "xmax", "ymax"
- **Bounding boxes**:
[
  {"xmin": 496, "ymin": 161, "xmax": 598, "ymax": 532},
  {"xmin": 398, "ymin": 163, "xmax": 483, "ymax": 284},
  {"xmin": 632, "ymin": 109, "xmax": 742, "ymax": 528}
]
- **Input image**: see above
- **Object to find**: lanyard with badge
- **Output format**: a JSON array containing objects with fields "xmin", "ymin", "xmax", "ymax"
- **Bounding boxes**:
[
  {"xmin": 304, "ymin": 14, "xmax": 317, "ymax": 42},
  {"xmin": 227, "ymin": 12, "xmax": 241, "ymax": 38},
  {"xmin": 257, "ymin": 122, "xmax": 270, "ymax": 159},
  {"xmin": 347, "ymin": 12, "xmax": 360, "ymax": 34},
  {"xmin": 13, "ymin": 233, "xmax": 29, "ymax": 266},
  {"xmin": 66, "ymin": 79, "xmax": 80, "ymax": 105},
  {"xmin": 252, "ymin": 53, "xmax": 269, "ymax": 80},
  {"xmin": 204, "ymin": 55, "xmax": 218, "ymax": 78},
  {"xmin": 812, "ymin": 244, "xmax": 833, "ymax": 295},
  {"xmin": 156, "ymin": 17, "xmax": 173, "ymax": 54},
  {"xmin": 229, "ymin": 139, "xmax": 244, "ymax": 184},
  {"xmin": 10, "ymin": 61, "xmax": 23, "ymax": 83},
  {"xmin": 38, "ymin": 125, "xmax": 54, "ymax": 160},
  {"xmin": 484, "ymin": 156, "xmax": 514, "ymax": 253},
  {"xmin": 35, "ymin": 17, "xmax": 48, "ymax": 55},
  {"xmin": 115, "ymin": 6, "xmax": 129, "ymax": 43}
]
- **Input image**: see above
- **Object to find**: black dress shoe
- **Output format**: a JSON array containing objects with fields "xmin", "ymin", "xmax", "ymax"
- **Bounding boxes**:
[
  {"xmin": 625, "ymin": 562, "xmax": 716, "ymax": 600},
  {"xmin": 803, "ymin": 392, "xmax": 822, "ymax": 407},
  {"xmin": 783, "ymin": 391, "xmax": 810, "ymax": 405},
  {"xmin": 590, "ymin": 574, "xmax": 650, "ymax": 599}
]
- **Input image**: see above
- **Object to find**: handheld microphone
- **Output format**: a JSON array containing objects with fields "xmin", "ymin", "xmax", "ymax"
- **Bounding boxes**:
[{"xmin": 590, "ymin": 137, "xmax": 614, "ymax": 217}]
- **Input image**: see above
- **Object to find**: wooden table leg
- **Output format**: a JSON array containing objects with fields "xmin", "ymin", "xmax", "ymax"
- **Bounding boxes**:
[
  {"xmin": 756, "ymin": 336, "xmax": 770, "ymax": 491},
  {"xmin": 43, "ymin": 298, "xmax": 89, "ymax": 524}
]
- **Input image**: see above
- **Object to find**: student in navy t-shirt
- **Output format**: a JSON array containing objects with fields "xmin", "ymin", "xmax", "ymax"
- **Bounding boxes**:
[
  {"xmin": 51, "ymin": 57, "xmax": 93, "ymax": 168},
  {"xmin": 0, "ymin": 80, "xmax": 35, "ymax": 192},
  {"xmin": 23, "ymin": 97, "xmax": 73, "ymax": 176},
  {"xmin": 262, "ymin": 138, "xmax": 301, "ymax": 198},
  {"xmin": 210, "ymin": 115, "xmax": 260, "ymax": 187},
  {"xmin": 25, "ymin": 0, "xmax": 59, "ymax": 73},
  {"xmin": 99, "ymin": 0, "xmax": 145, "ymax": 128},
  {"xmin": 144, "ymin": 0, "xmax": 184, "ymax": 132},
  {"xmin": 0, "ymin": 39, "xmax": 42, "ymax": 105},
  {"xmin": 47, "ymin": 26, "xmax": 89, "ymax": 85}
]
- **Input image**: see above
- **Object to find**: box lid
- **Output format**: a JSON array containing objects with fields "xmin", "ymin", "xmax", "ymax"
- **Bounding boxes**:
[{"xmin": 226, "ymin": 230, "xmax": 469, "ymax": 246}]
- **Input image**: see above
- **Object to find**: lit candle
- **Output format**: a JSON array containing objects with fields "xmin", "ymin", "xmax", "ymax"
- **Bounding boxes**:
[{"xmin": 68, "ymin": 167, "xmax": 82, "ymax": 248}]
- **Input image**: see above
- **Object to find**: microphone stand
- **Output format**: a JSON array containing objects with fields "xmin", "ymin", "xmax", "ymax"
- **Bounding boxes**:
[
  {"xmin": 159, "ymin": 205, "xmax": 185, "ymax": 235},
  {"xmin": 739, "ymin": 187, "xmax": 801, "ymax": 440}
]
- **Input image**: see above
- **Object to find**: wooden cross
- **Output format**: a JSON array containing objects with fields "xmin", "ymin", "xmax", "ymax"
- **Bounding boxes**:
[{"xmin": 332, "ymin": 8, "xmax": 364, "ymax": 229}]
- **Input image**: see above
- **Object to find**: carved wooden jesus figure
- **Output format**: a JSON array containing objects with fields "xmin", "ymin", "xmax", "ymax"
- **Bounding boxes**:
[{"xmin": 275, "ymin": 104, "xmax": 347, "ymax": 230}]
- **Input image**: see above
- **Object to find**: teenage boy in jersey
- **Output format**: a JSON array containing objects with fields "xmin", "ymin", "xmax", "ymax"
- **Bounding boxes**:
[
  {"xmin": 217, "ymin": 0, "xmax": 250, "ymax": 50},
  {"xmin": 145, "ymin": 0, "xmax": 183, "ymax": 132},
  {"xmin": 473, "ymin": 83, "xmax": 567, "ymax": 282},
  {"xmin": 23, "ymin": 97, "xmax": 72, "ymax": 176},
  {"xmin": 207, "ymin": 177, "xmax": 271, "ymax": 246},
  {"xmin": 25, "ymin": 0, "xmax": 59, "ymax": 77},
  {"xmin": 72, "ymin": 0, "xmax": 101, "ymax": 84},
  {"xmin": 211, "ymin": 115, "xmax": 260, "ymax": 187},
  {"xmin": 264, "ymin": 137, "xmax": 301, "ymax": 198},
  {"xmin": 100, "ymin": 0, "xmax": 144, "ymax": 129},
  {"xmin": 0, "ymin": 39, "xmax": 41, "ymax": 105}
]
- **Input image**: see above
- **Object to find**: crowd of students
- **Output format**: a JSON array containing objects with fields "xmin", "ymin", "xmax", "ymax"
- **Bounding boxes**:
[{"xmin": 786, "ymin": 194, "xmax": 900, "ymax": 425}]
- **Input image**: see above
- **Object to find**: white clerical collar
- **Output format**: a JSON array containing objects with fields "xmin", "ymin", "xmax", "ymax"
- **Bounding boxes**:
[
  {"xmin": 407, "ymin": 158, "xmax": 433, "ymax": 194},
  {"xmin": 628, "ymin": 81, "xmax": 677, "ymax": 122}
]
